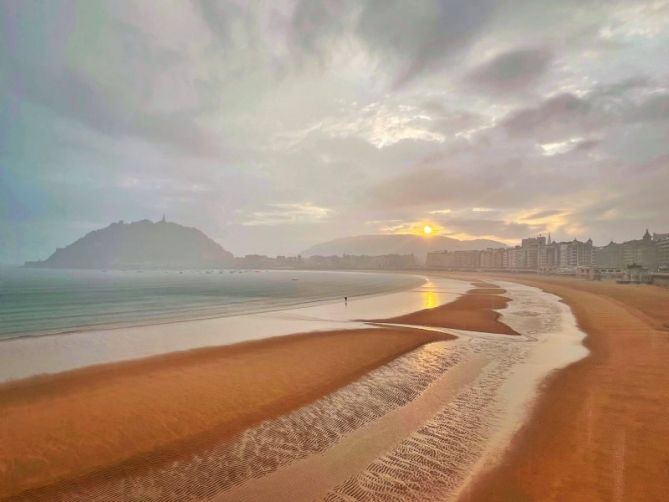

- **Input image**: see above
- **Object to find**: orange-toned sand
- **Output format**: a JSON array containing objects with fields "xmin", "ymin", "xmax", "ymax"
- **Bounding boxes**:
[
  {"xmin": 452, "ymin": 274, "xmax": 669, "ymax": 502},
  {"xmin": 370, "ymin": 283, "xmax": 519, "ymax": 336},
  {"xmin": 0, "ymin": 326, "xmax": 452, "ymax": 500}
]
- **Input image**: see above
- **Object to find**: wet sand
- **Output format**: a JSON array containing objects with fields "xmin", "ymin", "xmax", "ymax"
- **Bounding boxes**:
[
  {"xmin": 451, "ymin": 274, "xmax": 669, "ymax": 502},
  {"xmin": 0, "ymin": 327, "xmax": 453, "ymax": 500},
  {"xmin": 215, "ymin": 347, "xmax": 490, "ymax": 502},
  {"xmin": 369, "ymin": 282, "xmax": 519, "ymax": 336},
  {"xmin": 28, "ymin": 278, "xmax": 554, "ymax": 502},
  {"xmin": 0, "ymin": 276, "xmax": 585, "ymax": 501},
  {"xmin": 0, "ymin": 275, "xmax": 470, "ymax": 382}
]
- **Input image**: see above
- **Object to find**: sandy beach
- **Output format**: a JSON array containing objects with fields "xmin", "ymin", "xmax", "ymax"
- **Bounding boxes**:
[
  {"xmin": 369, "ymin": 282, "xmax": 519, "ymax": 335},
  {"xmin": 0, "ymin": 277, "xmax": 514, "ymax": 500},
  {"xmin": 1, "ymin": 326, "xmax": 453, "ymax": 500},
  {"xmin": 452, "ymin": 274, "xmax": 669, "ymax": 502},
  {"xmin": 4, "ymin": 273, "xmax": 664, "ymax": 501}
]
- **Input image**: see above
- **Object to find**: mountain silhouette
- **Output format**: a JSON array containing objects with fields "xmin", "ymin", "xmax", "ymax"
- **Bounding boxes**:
[
  {"xmin": 301, "ymin": 234, "xmax": 506, "ymax": 261},
  {"xmin": 24, "ymin": 219, "xmax": 234, "ymax": 269}
]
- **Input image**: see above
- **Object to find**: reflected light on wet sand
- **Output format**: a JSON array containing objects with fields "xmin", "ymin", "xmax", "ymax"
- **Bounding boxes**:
[{"xmin": 421, "ymin": 282, "xmax": 439, "ymax": 309}]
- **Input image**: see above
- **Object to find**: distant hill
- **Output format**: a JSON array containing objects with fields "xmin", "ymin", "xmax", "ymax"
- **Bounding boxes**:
[
  {"xmin": 301, "ymin": 234, "xmax": 507, "ymax": 261},
  {"xmin": 24, "ymin": 219, "xmax": 234, "ymax": 269}
]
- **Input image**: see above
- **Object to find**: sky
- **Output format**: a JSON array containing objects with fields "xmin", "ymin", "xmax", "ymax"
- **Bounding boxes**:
[{"xmin": 1, "ymin": 0, "xmax": 669, "ymax": 263}]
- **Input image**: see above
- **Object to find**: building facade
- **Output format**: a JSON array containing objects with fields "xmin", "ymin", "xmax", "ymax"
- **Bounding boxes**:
[
  {"xmin": 593, "ymin": 230, "xmax": 662, "ymax": 272},
  {"xmin": 621, "ymin": 230, "xmax": 657, "ymax": 270},
  {"xmin": 593, "ymin": 241, "xmax": 624, "ymax": 270},
  {"xmin": 426, "ymin": 229, "xmax": 666, "ymax": 274},
  {"xmin": 654, "ymin": 233, "xmax": 669, "ymax": 271}
]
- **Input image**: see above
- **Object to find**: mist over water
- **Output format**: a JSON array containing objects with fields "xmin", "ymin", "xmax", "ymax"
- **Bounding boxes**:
[{"xmin": 0, "ymin": 267, "xmax": 423, "ymax": 340}]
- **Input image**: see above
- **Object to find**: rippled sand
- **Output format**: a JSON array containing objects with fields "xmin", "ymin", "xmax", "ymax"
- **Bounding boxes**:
[
  {"xmin": 1, "ymin": 278, "xmax": 588, "ymax": 501},
  {"xmin": 24, "ymin": 342, "xmax": 467, "ymax": 501},
  {"xmin": 453, "ymin": 275, "xmax": 669, "ymax": 502},
  {"xmin": 0, "ymin": 327, "xmax": 452, "ymax": 500}
]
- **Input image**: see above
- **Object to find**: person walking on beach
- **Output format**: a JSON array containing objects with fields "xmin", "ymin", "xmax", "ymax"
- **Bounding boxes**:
[{"xmin": 344, "ymin": 296, "xmax": 348, "ymax": 305}]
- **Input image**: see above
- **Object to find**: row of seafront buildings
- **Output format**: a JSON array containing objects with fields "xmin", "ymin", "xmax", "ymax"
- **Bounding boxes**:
[
  {"xmin": 426, "ymin": 230, "xmax": 669, "ymax": 278},
  {"xmin": 234, "ymin": 253, "xmax": 419, "ymax": 270}
]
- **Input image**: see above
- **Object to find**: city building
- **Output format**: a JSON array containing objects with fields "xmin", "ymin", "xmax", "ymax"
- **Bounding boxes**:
[
  {"xmin": 521, "ymin": 236, "xmax": 546, "ymax": 270},
  {"xmin": 593, "ymin": 230, "xmax": 661, "ymax": 272},
  {"xmin": 654, "ymin": 233, "xmax": 669, "ymax": 271},
  {"xmin": 235, "ymin": 229, "xmax": 669, "ymax": 274},
  {"xmin": 593, "ymin": 241, "xmax": 625, "ymax": 271},
  {"xmin": 621, "ymin": 229, "xmax": 657, "ymax": 270},
  {"xmin": 424, "ymin": 229, "xmax": 669, "ymax": 276},
  {"xmin": 425, "ymin": 250, "xmax": 481, "ymax": 269},
  {"xmin": 235, "ymin": 253, "xmax": 420, "ymax": 270},
  {"xmin": 480, "ymin": 247, "xmax": 505, "ymax": 269},
  {"xmin": 538, "ymin": 236, "xmax": 560, "ymax": 271}
]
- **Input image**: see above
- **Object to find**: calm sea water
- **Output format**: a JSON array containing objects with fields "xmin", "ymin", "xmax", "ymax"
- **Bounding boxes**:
[{"xmin": 0, "ymin": 267, "xmax": 424, "ymax": 340}]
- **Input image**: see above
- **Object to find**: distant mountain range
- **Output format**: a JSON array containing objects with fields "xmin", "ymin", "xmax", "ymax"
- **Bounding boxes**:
[
  {"xmin": 23, "ymin": 220, "xmax": 507, "ymax": 270},
  {"xmin": 24, "ymin": 219, "xmax": 234, "ymax": 269},
  {"xmin": 301, "ymin": 234, "xmax": 507, "ymax": 261}
]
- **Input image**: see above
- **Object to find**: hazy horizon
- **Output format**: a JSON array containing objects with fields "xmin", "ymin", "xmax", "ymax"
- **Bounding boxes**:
[{"xmin": 2, "ymin": 1, "xmax": 669, "ymax": 263}]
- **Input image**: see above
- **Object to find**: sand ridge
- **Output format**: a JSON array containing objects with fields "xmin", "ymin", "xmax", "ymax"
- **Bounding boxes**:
[
  {"xmin": 0, "ymin": 327, "xmax": 453, "ymax": 500},
  {"xmin": 368, "ymin": 282, "xmax": 519, "ymax": 336}
]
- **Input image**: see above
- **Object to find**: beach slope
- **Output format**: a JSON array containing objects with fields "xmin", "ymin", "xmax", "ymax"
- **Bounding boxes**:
[
  {"xmin": 0, "ymin": 326, "xmax": 452, "ymax": 500},
  {"xmin": 455, "ymin": 275, "xmax": 669, "ymax": 502}
]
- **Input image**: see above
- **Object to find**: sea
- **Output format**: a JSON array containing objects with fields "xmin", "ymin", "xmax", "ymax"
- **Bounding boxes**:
[{"xmin": 0, "ymin": 267, "xmax": 424, "ymax": 341}]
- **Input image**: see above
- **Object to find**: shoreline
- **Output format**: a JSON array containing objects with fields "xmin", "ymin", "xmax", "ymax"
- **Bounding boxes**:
[
  {"xmin": 368, "ymin": 282, "xmax": 520, "ymax": 336},
  {"xmin": 0, "ymin": 269, "xmax": 428, "ymax": 343},
  {"xmin": 0, "ymin": 273, "xmax": 607, "ymax": 501},
  {"xmin": 448, "ymin": 274, "xmax": 669, "ymax": 502},
  {"xmin": 0, "ymin": 276, "xmax": 471, "ymax": 382},
  {"xmin": 0, "ymin": 276, "xmax": 520, "ymax": 501}
]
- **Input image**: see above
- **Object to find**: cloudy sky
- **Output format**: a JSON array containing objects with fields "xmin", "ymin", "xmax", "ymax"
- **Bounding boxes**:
[{"xmin": 2, "ymin": 0, "xmax": 669, "ymax": 262}]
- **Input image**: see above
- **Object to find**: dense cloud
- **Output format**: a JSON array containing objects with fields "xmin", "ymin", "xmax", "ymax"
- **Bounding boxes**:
[
  {"xmin": 1, "ymin": 2, "xmax": 218, "ymax": 155},
  {"xmin": 355, "ymin": 0, "xmax": 496, "ymax": 86},
  {"xmin": 465, "ymin": 47, "xmax": 554, "ymax": 94},
  {"xmin": 1, "ymin": 0, "xmax": 669, "ymax": 262},
  {"xmin": 501, "ymin": 79, "xmax": 669, "ymax": 141}
]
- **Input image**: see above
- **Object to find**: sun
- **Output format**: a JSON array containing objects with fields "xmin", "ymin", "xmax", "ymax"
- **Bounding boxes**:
[{"xmin": 423, "ymin": 225, "xmax": 433, "ymax": 235}]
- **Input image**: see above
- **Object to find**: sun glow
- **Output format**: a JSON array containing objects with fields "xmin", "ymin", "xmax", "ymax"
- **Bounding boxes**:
[{"xmin": 379, "ymin": 221, "xmax": 441, "ymax": 236}]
